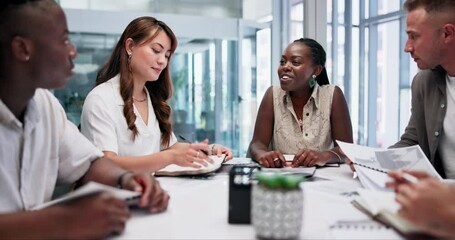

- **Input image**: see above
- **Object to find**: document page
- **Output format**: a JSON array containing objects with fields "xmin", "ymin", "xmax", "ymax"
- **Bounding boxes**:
[
  {"xmin": 221, "ymin": 157, "xmax": 254, "ymax": 165},
  {"xmin": 32, "ymin": 182, "xmax": 140, "ymax": 210},
  {"xmin": 261, "ymin": 166, "xmax": 316, "ymax": 177},
  {"xmin": 337, "ymin": 141, "xmax": 441, "ymax": 190}
]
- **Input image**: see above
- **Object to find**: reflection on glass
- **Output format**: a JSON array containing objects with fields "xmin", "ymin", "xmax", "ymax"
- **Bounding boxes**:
[
  {"xmin": 56, "ymin": 33, "xmax": 245, "ymax": 155},
  {"xmin": 399, "ymin": 88, "xmax": 411, "ymax": 135},
  {"xmin": 59, "ymin": 0, "xmax": 243, "ymax": 18},
  {"xmin": 377, "ymin": 0, "xmax": 400, "ymax": 15},
  {"xmin": 54, "ymin": 33, "xmax": 116, "ymax": 127},
  {"xmin": 291, "ymin": 2, "xmax": 303, "ymax": 41},
  {"xmin": 376, "ymin": 21, "xmax": 400, "ymax": 148},
  {"xmin": 170, "ymin": 39, "xmax": 239, "ymax": 155}
]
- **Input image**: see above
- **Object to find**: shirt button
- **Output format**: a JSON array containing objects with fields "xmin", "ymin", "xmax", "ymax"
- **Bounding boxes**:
[
  {"xmin": 305, "ymin": 133, "xmax": 308, "ymax": 136},
  {"xmin": 435, "ymin": 131, "xmax": 440, "ymax": 137},
  {"xmin": 441, "ymin": 103, "xmax": 445, "ymax": 108},
  {"xmin": 306, "ymin": 113, "xmax": 309, "ymax": 116}
]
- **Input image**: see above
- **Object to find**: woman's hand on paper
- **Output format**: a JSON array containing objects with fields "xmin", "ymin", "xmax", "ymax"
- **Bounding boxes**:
[
  {"xmin": 121, "ymin": 173, "xmax": 170, "ymax": 213},
  {"xmin": 257, "ymin": 150, "xmax": 286, "ymax": 168},
  {"xmin": 291, "ymin": 149, "xmax": 330, "ymax": 167}
]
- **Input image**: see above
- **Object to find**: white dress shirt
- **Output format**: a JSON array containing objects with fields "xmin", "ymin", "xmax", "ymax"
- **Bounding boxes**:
[
  {"xmin": 81, "ymin": 75, "xmax": 177, "ymax": 157},
  {"xmin": 0, "ymin": 89, "xmax": 103, "ymax": 212},
  {"xmin": 440, "ymin": 74, "xmax": 455, "ymax": 178}
]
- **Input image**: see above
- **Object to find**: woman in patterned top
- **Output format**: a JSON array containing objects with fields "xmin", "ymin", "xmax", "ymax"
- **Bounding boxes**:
[{"xmin": 248, "ymin": 38, "xmax": 353, "ymax": 168}]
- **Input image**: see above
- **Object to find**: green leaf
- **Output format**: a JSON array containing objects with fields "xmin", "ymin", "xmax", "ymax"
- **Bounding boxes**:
[{"xmin": 256, "ymin": 171, "xmax": 305, "ymax": 189}]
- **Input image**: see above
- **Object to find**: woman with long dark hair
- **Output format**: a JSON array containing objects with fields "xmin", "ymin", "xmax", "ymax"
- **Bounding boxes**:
[{"xmin": 81, "ymin": 16, "xmax": 232, "ymax": 173}]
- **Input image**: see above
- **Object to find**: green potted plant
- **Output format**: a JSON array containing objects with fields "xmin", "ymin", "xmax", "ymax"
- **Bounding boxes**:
[{"xmin": 251, "ymin": 172, "xmax": 306, "ymax": 239}]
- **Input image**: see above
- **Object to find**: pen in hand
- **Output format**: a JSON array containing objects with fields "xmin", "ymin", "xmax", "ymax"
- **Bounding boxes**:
[
  {"xmin": 401, "ymin": 172, "xmax": 419, "ymax": 184},
  {"xmin": 178, "ymin": 135, "xmax": 210, "ymax": 155},
  {"xmin": 352, "ymin": 171, "xmax": 358, "ymax": 179}
]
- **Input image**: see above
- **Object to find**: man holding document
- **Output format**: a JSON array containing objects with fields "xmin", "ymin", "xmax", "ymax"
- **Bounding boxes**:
[
  {"xmin": 347, "ymin": 0, "xmax": 455, "ymax": 179},
  {"xmin": 0, "ymin": 0, "xmax": 169, "ymax": 238},
  {"xmin": 385, "ymin": 0, "xmax": 455, "ymax": 237},
  {"xmin": 389, "ymin": 0, "xmax": 455, "ymax": 179},
  {"xmin": 343, "ymin": 0, "xmax": 455, "ymax": 237}
]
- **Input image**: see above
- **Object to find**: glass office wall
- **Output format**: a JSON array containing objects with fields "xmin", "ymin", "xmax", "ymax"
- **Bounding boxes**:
[
  {"xmin": 327, "ymin": 0, "xmax": 417, "ymax": 147},
  {"xmin": 57, "ymin": 0, "xmax": 271, "ymax": 157},
  {"xmin": 291, "ymin": 2, "xmax": 303, "ymax": 41},
  {"xmin": 55, "ymin": 0, "xmax": 419, "ymax": 155},
  {"xmin": 53, "ymin": 33, "xmax": 118, "ymax": 126},
  {"xmin": 376, "ymin": 21, "xmax": 400, "ymax": 147},
  {"xmin": 59, "ymin": 0, "xmax": 243, "ymax": 18}
]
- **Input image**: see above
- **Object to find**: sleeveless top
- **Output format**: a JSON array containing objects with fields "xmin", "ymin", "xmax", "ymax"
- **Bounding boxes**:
[{"xmin": 272, "ymin": 85, "xmax": 335, "ymax": 154}]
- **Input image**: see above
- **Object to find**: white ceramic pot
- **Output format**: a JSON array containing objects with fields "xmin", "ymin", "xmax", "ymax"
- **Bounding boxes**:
[{"xmin": 251, "ymin": 183, "xmax": 303, "ymax": 239}]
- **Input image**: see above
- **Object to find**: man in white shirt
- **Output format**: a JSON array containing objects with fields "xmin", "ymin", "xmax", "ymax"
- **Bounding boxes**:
[
  {"xmin": 0, "ymin": 0, "xmax": 169, "ymax": 238},
  {"xmin": 386, "ymin": 0, "xmax": 455, "ymax": 238},
  {"xmin": 389, "ymin": 0, "xmax": 455, "ymax": 179}
]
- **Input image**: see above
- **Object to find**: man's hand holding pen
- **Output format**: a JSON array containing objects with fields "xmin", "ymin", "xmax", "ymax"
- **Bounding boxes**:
[{"xmin": 120, "ymin": 172, "xmax": 170, "ymax": 213}]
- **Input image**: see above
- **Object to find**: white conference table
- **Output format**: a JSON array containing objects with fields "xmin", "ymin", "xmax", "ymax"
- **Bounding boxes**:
[{"xmin": 113, "ymin": 161, "xmax": 369, "ymax": 239}]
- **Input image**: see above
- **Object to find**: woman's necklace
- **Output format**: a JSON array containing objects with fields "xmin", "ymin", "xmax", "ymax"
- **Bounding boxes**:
[
  {"xmin": 297, "ymin": 118, "xmax": 303, "ymax": 129},
  {"xmin": 132, "ymin": 96, "xmax": 147, "ymax": 102},
  {"xmin": 291, "ymin": 95, "xmax": 306, "ymax": 131}
]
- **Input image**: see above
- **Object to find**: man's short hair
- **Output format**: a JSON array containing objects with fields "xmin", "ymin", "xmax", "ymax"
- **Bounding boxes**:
[
  {"xmin": 0, "ymin": 0, "xmax": 54, "ymax": 64},
  {"xmin": 404, "ymin": 0, "xmax": 455, "ymax": 13}
]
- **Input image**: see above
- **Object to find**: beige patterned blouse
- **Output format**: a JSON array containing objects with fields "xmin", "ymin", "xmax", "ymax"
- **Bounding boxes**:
[{"xmin": 272, "ymin": 85, "xmax": 335, "ymax": 154}]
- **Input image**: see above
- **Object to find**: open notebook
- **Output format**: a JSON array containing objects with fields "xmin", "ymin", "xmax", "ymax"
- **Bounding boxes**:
[
  {"xmin": 350, "ymin": 188, "xmax": 439, "ymax": 239},
  {"xmin": 302, "ymin": 181, "xmax": 401, "ymax": 239},
  {"xmin": 351, "ymin": 189, "xmax": 420, "ymax": 234},
  {"xmin": 155, "ymin": 154, "xmax": 226, "ymax": 176}
]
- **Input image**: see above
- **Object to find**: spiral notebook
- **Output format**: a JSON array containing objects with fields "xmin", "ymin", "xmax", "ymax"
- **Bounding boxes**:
[
  {"xmin": 302, "ymin": 181, "xmax": 401, "ymax": 239},
  {"xmin": 350, "ymin": 189, "xmax": 440, "ymax": 239},
  {"xmin": 328, "ymin": 219, "xmax": 400, "ymax": 240},
  {"xmin": 352, "ymin": 162, "xmax": 388, "ymax": 173},
  {"xmin": 336, "ymin": 141, "xmax": 442, "ymax": 190}
]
